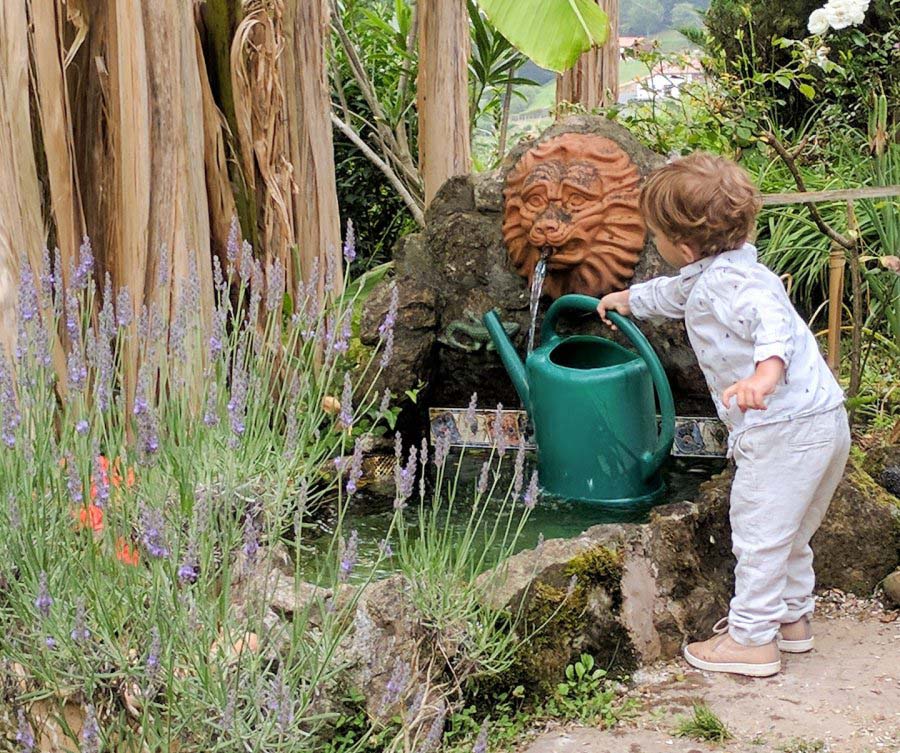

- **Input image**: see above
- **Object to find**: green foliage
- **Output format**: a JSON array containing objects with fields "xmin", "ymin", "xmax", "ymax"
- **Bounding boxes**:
[
  {"xmin": 674, "ymin": 702, "xmax": 733, "ymax": 742},
  {"xmin": 544, "ymin": 654, "xmax": 623, "ymax": 725},
  {"xmin": 778, "ymin": 739, "xmax": 826, "ymax": 753},
  {"xmin": 474, "ymin": 0, "xmax": 609, "ymax": 73}
]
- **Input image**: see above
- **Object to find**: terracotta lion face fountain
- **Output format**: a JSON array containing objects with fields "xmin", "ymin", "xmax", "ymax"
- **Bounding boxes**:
[{"xmin": 502, "ymin": 133, "xmax": 646, "ymax": 299}]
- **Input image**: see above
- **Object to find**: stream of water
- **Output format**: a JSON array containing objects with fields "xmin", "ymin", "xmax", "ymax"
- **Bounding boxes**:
[{"xmin": 526, "ymin": 250, "xmax": 550, "ymax": 354}]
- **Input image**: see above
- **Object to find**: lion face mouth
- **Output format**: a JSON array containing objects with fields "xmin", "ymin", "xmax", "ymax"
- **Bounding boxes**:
[{"xmin": 527, "ymin": 225, "xmax": 572, "ymax": 248}]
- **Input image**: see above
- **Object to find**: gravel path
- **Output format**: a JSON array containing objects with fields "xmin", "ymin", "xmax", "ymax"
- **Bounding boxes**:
[{"xmin": 521, "ymin": 592, "xmax": 900, "ymax": 753}]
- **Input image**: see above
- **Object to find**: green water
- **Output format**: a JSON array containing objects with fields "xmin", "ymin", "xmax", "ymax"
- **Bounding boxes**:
[{"xmin": 303, "ymin": 452, "xmax": 725, "ymax": 580}]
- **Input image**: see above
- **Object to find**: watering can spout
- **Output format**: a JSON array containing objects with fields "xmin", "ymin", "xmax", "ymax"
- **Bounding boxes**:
[{"xmin": 483, "ymin": 309, "xmax": 530, "ymax": 412}]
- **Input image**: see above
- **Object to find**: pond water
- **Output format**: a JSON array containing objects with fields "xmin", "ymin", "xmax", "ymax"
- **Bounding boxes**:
[{"xmin": 301, "ymin": 451, "xmax": 726, "ymax": 581}]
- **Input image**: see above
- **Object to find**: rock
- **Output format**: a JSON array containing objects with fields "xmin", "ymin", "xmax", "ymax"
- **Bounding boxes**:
[
  {"xmin": 474, "ymin": 457, "xmax": 898, "ymax": 690},
  {"xmin": 882, "ymin": 568, "xmax": 900, "ymax": 608},
  {"xmin": 862, "ymin": 444, "xmax": 900, "ymax": 496},
  {"xmin": 360, "ymin": 274, "xmax": 438, "ymax": 405}
]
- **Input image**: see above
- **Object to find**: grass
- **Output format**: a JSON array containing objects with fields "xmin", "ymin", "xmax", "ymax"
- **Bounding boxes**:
[
  {"xmin": 674, "ymin": 703, "xmax": 733, "ymax": 743},
  {"xmin": 778, "ymin": 739, "xmax": 826, "ymax": 753}
]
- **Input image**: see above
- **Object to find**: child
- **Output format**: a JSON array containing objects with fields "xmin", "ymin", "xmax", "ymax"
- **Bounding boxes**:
[{"xmin": 598, "ymin": 152, "xmax": 849, "ymax": 678}]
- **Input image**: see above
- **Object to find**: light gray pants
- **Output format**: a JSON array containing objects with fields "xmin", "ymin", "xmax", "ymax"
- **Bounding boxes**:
[{"xmin": 728, "ymin": 406, "xmax": 851, "ymax": 646}]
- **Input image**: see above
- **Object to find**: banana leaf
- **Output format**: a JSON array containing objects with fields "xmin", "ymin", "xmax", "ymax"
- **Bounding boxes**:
[{"xmin": 474, "ymin": 0, "xmax": 609, "ymax": 73}]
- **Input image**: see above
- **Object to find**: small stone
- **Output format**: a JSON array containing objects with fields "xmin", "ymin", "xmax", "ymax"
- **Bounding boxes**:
[{"xmin": 882, "ymin": 569, "xmax": 900, "ymax": 608}]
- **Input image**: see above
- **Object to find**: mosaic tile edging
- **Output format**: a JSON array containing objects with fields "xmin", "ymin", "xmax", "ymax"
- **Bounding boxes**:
[{"xmin": 429, "ymin": 408, "xmax": 727, "ymax": 458}]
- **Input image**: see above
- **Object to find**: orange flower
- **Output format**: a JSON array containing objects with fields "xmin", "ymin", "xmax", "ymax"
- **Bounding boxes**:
[
  {"xmin": 76, "ymin": 504, "xmax": 104, "ymax": 533},
  {"xmin": 115, "ymin": 537, "xmax": 139, "ymax": 566}
]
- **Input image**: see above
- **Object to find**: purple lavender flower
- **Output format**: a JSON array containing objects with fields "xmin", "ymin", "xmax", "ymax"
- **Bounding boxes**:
[
  {"xmin": 325, "ymin": 253, "xmax": 336, "ymax": 296},
  {"xmin": 75, "ymin": 420, "xmax": 89, "ymax": 436},
  {"xmin": 512, "ymin": 442, "xmax": 526, "ymax": 496},
  {"xmin": 378, "ymin": 285, "xmax": 399, "ymax": 368},
  {"xmin": 419, "ymin": 437, "xmax": 429, "ymax": 470},
  {"xmin": 66, "ymin": 458, "xmax": 83, "ymax": 505},
  {"xmin": 405, "ymin": 687, "xmax": 426, "ymax": 725},
  {"xmin": 536, "ymin": 532, "xmax": 544, "ymax": 552},
  {"xmin": 35, "ymin": 572, "xmax": 52, "ymax": 618},
  {"xmin": 465, "ymin": 392, "xmax": 478, "ymax": 434},
  {"xmin": 419, "ymin": 700, "xmax": 447, "ymax": 753},
  {"xmin": 343, "ymin": 219, "xmax": 356, "ymax": 264},
  {"xmin": 99, "ymin": 275, "xmax": 116, "ymax": 340},
  {"xmin": 334, "ymin": 313, "xmax": 351, "ymax": 355},
  {"xmin": 394, "ymin": 446, "xmax": 418, "ymax": 509},
  {"xmin": 115, "ymin": 287, "xmax": 133, "ymax": 329},
  {"xmin": 93, "ymin": 455, "xmax": 109, "ymax": 507},
  {"xmin": 209, "ymin": 305, "xmax": 226, "ymax": 360},
  {"xmin": 346, "ymin": 438, "xmax": 364, "ymax": 497},
  {"xmin": 146, "ymin": 627, "xmax": 161, "ymax": 681},
  {"xmin": 473, "ymin": 718, "xmax": 489, "ymax": 753},
  {"xmin": 249, "ymin": 259, "xmax": 264, "ymax": 322},
  {"xmin": 239, "ymin": 239, "xmax": 254, "ymax": 284},
  {"xmin": 70, "ymin": 599, "xmax": 90, "ymax": 642},
  {"xmin": 339, "ymin": 529, "xmax": 359, "ymax": 582},
  {"xmin": 339, "ymin": 373, "xmax": 353, "ymax": 429},
  {"xmin": 477, "ymin": 461, "xmax": 491, "ymax": 496},
  {"xmin": 140, "ymin": 507, "xmax": 170, "ymax": 559},
  {"xmin": 67, "ymin": 340, "xmax": 87, "ymax": 391},
  {"xmin": 7, "ymin": 493, "xmax": 21, "ymax": 530},
  {"xmin": 379, "ymin": 659, "xmax": 409, "ymax": 712},
  {"xmin": 44, "ymin": 635, "xmax": 57, "ymax": 649},
  {"xmin": 39, "ymin": 246, "xmax": 53, "ymax": 310},
  {"xmin": 72, "ymin": 236, "xmax": 94, "ymax": 291},
  {"xmin": 138, "ymin": 411, "xmax": 160, "ymax": 460},
  {"xmin": 264, "ymin": 667, "xmax": 295, "ymax": 732},
  {"xmin": 177, "ymin": 561, "xmax": 198, "ymax": 584},
  {"xmin": 52, "ymin": 249, "xmax": 64, "ymax": 320},
  {"xmin": 492, "ymin": 404, "xmax": 508, "ymax": 456},
  {"xmin": 379, "ymin": 539, "xmax": 393, "ymax": 558},
  {"xmin": 433, "ymin": 431, "xmax": 451, "ymax": 469},
  {"xmin": 0, "ymin": 355, "xmax": 20, "ymax": 448},
  {"xmin": 267, "ymin": 258, "xmax": 285, "ymax": 313},
  {"xmin": 523, "ymin": 471, "xmax": 540, "ymax": 510},
  {"xmin": 133, "ymin": 363, "xmax": 151, "ymax": 417},
  {"xmin": 226, "ymin": 217, "xmax": 240, "ymax": 272},
  {"xmin": 228, "ymin": 346, "xmax": 248, "ymax": 440},
  {"xmin": 565, "ymin": 574, "xmax": 578, "ymax": 599},
  {"xmin": 203, "ymin": 382, "xmax": 220, "ymax": 427},
  {"xmin": 18, "ymin": 261, "xmax": 38, "ymax": 323},
  {"xmin": 242, "ymin": 515, "xmax": 259, "ymax": 562},
  {"xmin": 378, "ymin": 389, "xmax": 391, "ymax": 416},
  {"xmin": 16, "ymin": 708, "xmax": 35, "ymax": 752}
]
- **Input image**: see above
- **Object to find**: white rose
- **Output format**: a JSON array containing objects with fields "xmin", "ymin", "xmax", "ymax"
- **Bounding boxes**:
[
  {"xmin": 823, "ymin": 0, "xmax": 870, "ymax": 29},
  {"xmin": 807, "ymin": 8, "xmax": 831, "ymax": 34}
]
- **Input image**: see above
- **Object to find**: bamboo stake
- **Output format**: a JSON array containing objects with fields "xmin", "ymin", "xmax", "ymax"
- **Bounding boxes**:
[{"xmin": 826, "ymin": 244, "xmax": 845, "ymax": 375}]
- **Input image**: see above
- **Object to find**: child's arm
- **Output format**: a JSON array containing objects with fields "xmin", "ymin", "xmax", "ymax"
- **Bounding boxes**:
[
  {"xmin": 597, "ymin": 276, "xmax": 688, "ymax": 327},
  {"xmin": 722, "ymin": 356, "xmax": 785, "ymax": 412}
]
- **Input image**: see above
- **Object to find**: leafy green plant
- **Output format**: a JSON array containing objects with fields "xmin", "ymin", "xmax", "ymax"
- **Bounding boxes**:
[
  {"xmin": 675, "ymin": 702, "xmax": 733, "ymax": 743},
  {"xmin": 543, "ymin": 654, "xmax": 622, "ymax": 724},
  {"xmin": 778, "ymin": 738, "xmax": 826, "ymax": 753}
]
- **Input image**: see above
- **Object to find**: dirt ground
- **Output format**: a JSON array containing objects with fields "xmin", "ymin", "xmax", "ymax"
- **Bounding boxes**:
[{"xmin": 521, "ymin": 591, "xmax": 900, "ymax": 753}]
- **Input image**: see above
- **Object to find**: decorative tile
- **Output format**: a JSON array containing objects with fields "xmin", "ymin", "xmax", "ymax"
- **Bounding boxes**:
[{"xmin": 429, "ymin": 408, "xmax": 727, "ymax": 458}]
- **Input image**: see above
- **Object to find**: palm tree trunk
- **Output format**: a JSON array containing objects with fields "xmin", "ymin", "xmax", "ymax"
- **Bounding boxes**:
[
  {"xmin": 418, "ymin": 0, "xmax": 471, "ymax": 206},
  {"xmin": 556, "ymin": 0, "xmax": 619, "ymax": 110}
]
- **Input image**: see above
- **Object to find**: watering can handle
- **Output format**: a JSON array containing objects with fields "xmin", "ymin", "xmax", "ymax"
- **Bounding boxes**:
[{"xmin": 542, "ymin": 294, "xmax": 675, "ymax": 480}]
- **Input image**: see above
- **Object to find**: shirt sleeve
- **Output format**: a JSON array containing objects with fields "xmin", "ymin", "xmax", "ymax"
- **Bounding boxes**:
[
  {"xmin": 629, "ymin": 276, "xmax": 689, "ymax": 321},
  {"xmin": 706, "ymin": 268, "xmax": 795, "ymax": 369}
]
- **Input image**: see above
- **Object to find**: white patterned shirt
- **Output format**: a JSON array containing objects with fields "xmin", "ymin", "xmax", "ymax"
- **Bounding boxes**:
[{"xmin": 629, "ymin": 243, "xmax": 844, "ymax": 451}]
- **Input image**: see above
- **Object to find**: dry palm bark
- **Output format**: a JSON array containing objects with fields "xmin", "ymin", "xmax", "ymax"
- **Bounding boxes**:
[
  {"xmin": 232, "ymin": 0, "xmax": 343, "ymax": 297},
  {"xmin": 417, "ymin": 0, "xmax": 471, "ymax": 207},
  {"xmin": 556, "ymin": 0, "xmax": 618, "ymax": 109},
  {"xmin": 0, "ymin": 1, "xmax": 49, "ymax": 360}
]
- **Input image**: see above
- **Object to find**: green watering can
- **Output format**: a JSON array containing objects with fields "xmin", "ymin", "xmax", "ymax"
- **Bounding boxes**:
[{"xmin": 483, "ymin": 294, "xmax": 675, "ymax": 505}]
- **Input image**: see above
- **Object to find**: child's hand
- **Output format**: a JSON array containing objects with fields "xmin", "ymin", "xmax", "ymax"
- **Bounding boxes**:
[
  {"xmin": 722, "ymin": 357, "xmax": 785, "ymax": 412},
  {"xmin": 597, "ymin": 291, "xmax": 631, "ymax": 330}
]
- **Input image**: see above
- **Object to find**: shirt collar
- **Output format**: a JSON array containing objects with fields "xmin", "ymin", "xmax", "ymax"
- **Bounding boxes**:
[{"xmin": 679, "ymin": 242, "xmax": 758, "ymax": 279}]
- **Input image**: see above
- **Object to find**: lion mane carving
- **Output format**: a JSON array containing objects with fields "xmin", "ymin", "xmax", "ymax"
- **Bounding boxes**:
[{"xmin": 502, "ymin": 133, "xmax": 646, "ymax": 299}]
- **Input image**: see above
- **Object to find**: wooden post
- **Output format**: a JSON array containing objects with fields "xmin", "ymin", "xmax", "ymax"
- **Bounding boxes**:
[
  {"xmin": 826, "ymin": 244, "xmax": 845, "ymax": 375},
  {"xmin": 556, "ymin": 0, "xmax": 618, "ymax": 110},
  {"xmin": 418, "ymin": 0, "xmax": 471, "ymax": 207}
]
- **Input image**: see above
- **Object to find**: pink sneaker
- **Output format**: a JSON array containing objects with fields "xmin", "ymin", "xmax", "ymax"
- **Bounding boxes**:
[
  {"xmin": 683, "ymin": 619, "xmax": 781, "ymax": 677},
  {"xmin": 778, "ymin": 616, "xmax": 814, "ymax": 653}
]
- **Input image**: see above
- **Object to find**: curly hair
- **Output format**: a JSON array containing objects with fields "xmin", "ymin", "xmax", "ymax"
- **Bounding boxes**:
[{"xmin": 639, "ymin": 152, "xmax": 761, "ymax": 256}]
